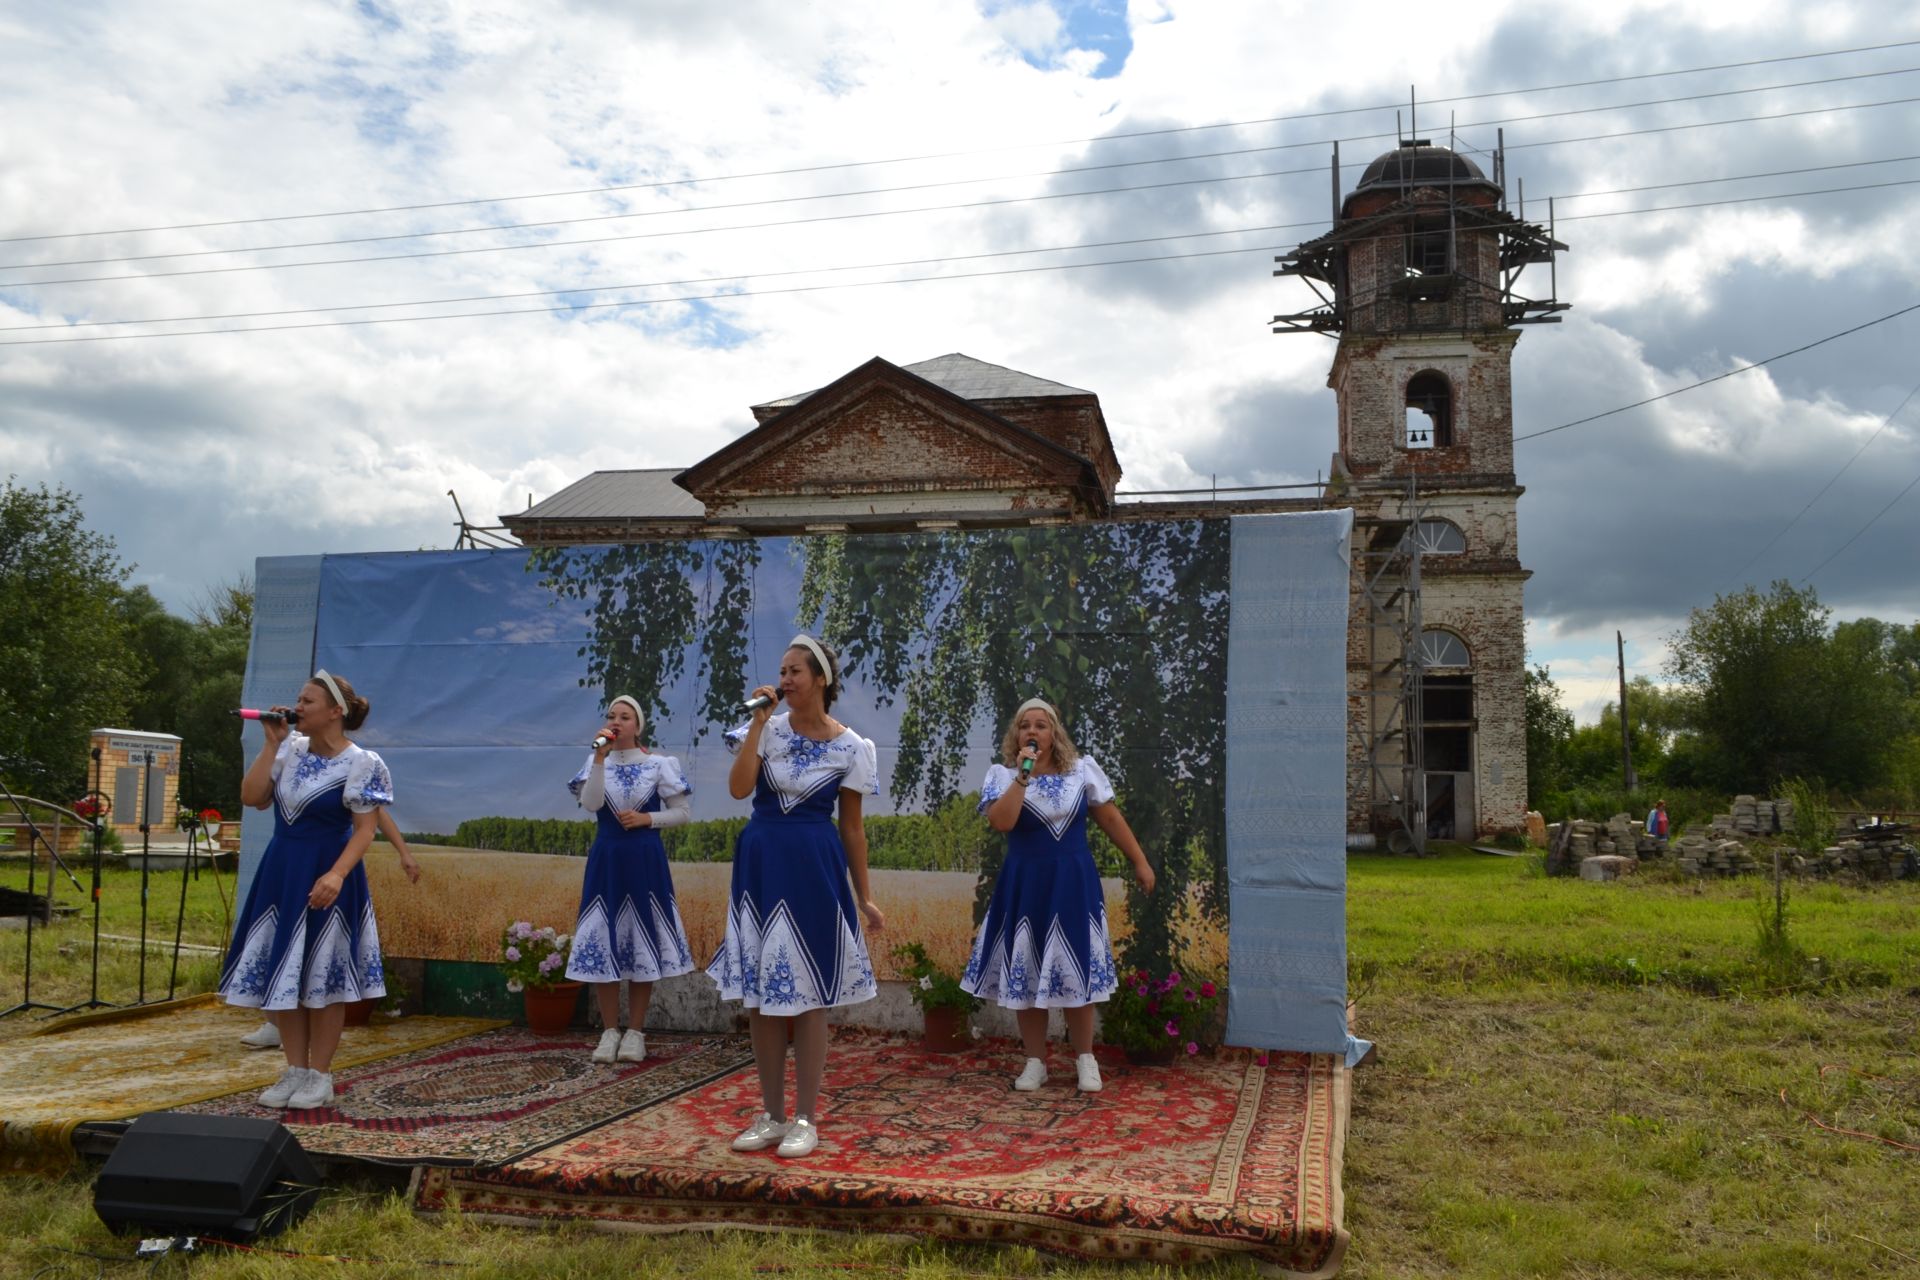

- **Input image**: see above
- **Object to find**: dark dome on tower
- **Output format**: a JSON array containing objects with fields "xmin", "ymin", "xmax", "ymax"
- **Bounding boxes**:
[{"xmin": 1345, "ymin": 142, "xmax": 1501, "ymax": 216}]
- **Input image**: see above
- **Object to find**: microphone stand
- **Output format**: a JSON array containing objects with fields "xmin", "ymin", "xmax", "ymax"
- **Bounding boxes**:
[
  {"xmin": 0, "ymin": 772, "xmax": 67, "ymax": 1017},
  {"xmin": 59, "ymin": 747, "xmax": 120, "ymax": 1014}
]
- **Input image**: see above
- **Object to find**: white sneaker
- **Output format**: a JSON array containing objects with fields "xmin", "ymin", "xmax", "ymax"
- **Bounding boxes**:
[
  {"xmin": 730, "ymin": 1112, "xmax": 791, "ymax": 1152},
  {"xmin": 776, "ymin": 1117, "xmax": 819, "ymax": 1158},
  {"xmin": 1076, "ymin": 1053, "xmax": 1103, "ymax": 1093},
  {"xmin": 591, "ymin": 1028, "xmax": 622, "ymax": 1064},
  {"xmin": 617, "ymin": 1029, "xmax": 646, "ymax": 1062},
  {"xmin": 258, "ymin": 1066, "xmax": 307, "ymax": 1108},
  {"xmin": 241, "ymin": 1022, "xmax": 281, "ymax": 1050},
  {"xmin": 287, "ymin": 1070, "xmax": 334, "ymax": 1110},
  {"xmin": 1012, "ymin": 1057, "xmax": 1048, "ymax": 1091}
]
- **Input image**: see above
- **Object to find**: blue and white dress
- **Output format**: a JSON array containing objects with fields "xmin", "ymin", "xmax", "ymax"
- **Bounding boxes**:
[
  {"xmin": 961, "ymin": 756, "xmax": 1120, "ymax": 1009},
  {"xmin": 219, "ymin": 734, "xmax": 392, "ymax": 1010},
  {"xmin": 563, "ymin": 749, "xmax": 695, "ymax": 984},
  {"xmin": 706, "ymin": 713, "xmax": 880, "ymax": 1012}
]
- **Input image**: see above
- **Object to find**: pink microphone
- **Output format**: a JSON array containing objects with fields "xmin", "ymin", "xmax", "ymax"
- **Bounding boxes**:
[{"xmin": 230, "ymin": 708, "xmax": 298, "ymax": 725}]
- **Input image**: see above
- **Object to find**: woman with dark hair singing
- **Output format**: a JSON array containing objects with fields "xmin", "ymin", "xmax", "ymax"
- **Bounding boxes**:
[
  {"xmin": 220, "ymin": 671, "xmax": 393, "ymax": 1111},
  {"xmin": 961, "ymin": 696, "xmax": 1154, "ymax": 1094},
  {"xmin": 707, "ymin": 634, "xmax": 885, "ymax": 1159}
]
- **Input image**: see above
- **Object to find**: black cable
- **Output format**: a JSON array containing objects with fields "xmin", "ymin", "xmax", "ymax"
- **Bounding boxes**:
[
  {"xmin": 9, "ymin": 89, "xmax": 1918, "ymax": 294},
  {"xmin": 8, "ymin": 36, "xmax": 1919, "ymax": 244},
  {"xmin": 10, "ymin": 61, "xmax": 1917, "ymax": 273},
  {"xmin": 7, "ymin": 175, "xmax": 1919, "ymax": 347},
  {"xmin": 1798, "ymin": 466, "xmax": 1920, "ymax": 584},
  {"xmin": 1730, "ymin": 375, "xmax": 1920, "ymax": 584},
  {"xmin": 1514, "ymin": 301, "xmax": 1920, "ymax": 443},
  {"xmin": 10, "ymin": 152, "xmax": 1918, "ymax": 336}
]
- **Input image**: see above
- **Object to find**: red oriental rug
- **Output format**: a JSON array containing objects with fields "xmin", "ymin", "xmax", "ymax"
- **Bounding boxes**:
[
  {"xmin": 413, "ymin": 1034, "xmax": 1348, "ymax": 1275},
  {"xmin": 179, "ymin": 1028, "xmax": 752, "ymax": 1167}
]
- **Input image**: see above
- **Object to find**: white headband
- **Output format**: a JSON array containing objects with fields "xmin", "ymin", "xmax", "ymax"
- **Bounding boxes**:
[
  {"xmin": 607, "ymin": 694, "xmax": 646, "ymax": 737},
  {"xmin": 789, "ymin": 634, "xmax": 836, "ymax": 687},
  {"xmin": 312, "ymin": 670, "xmax": 347, "ymax": 711},
  {"xmin": 1015, "ymin": 696, "xmax": 1058, "ymax": 721}
]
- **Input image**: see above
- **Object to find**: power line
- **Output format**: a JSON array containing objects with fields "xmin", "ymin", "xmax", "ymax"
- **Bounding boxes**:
[
  {"xmin": 1729, "ymin": 375, "xmax": 1920, "ymax": 584},
  {"xmin": 12, "ymin": 154, "xmax": 1918, "ymax": 335},
  {"xmin": 9, "ymin": 37, "xmax": 1919, "ymax": 244},
  {"xmin": 1799, "ymin": 465, "xmax": 1920, "ymax": 584},
  {"xmin": 7, "ymin": 93, "xmax": 1918, "ymax": 292},
  {"xmin": 9, "ymin": 180, "xmax": 1920, "ymax": 348},
  {"xmin": 12, "ymin": 61, "xmax": 1917, "ymax": 273},
  {"xmin": 1514, "ymin": 301, "xmax": 1920, "ymax": 443}
]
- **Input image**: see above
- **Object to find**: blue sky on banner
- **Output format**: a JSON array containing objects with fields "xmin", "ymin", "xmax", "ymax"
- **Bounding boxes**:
[{"xmin": 3, "ymin": 0, "xmax": 1918, "ymax": 723}]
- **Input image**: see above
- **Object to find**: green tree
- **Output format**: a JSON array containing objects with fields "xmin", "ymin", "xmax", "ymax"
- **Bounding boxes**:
[
  {"xmin": 1665, "ymin": 582, "xmax": 1909, "ymax": 792},
  {"xmin": 0, "ymin": 479, "xmax": 145, "ymax": 795},
  {"xmin": 1523, "ymin": 663, "xmax": 1573, "ymax": 806}
]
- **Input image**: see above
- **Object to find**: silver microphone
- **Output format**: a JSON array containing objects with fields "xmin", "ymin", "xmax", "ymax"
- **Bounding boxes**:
[
  {"xmin": 742, "ymin": 689, "xmax": 784, "ymax": 713},
  {"xmin": 592, "ymin": 727, "xmax": 620, "ymax": 750}
]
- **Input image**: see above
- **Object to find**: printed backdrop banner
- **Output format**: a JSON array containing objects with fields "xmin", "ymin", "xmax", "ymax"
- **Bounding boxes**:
[{"xmin": 240, "ymin": 513, "xmax": 1353, "ymax": 1054}]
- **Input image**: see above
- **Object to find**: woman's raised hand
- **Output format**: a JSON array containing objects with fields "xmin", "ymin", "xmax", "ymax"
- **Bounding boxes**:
[
  {"xmin": 593, "ymin": 720, "xmax": 622, "ymax": 761},
  {"xmin": 263, "ymin": 706, "xmax": 293, "ymax": 747},
  {"xmin": 749, "ymin": 684, "xmax": 779, "ymax": 727}
]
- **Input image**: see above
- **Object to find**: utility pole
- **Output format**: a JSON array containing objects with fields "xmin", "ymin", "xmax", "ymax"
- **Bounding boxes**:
[{"xmin": 1616, "ymin": 630, "xmax": 1637, "ymax": 792}]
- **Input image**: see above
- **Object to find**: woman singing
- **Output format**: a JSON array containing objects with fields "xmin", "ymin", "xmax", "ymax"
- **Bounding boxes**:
[
  {"xmin": 961, "ymin": 697, "xmax": 1155, "ymax": 1093},
  {"xmin": 707, "ymin": 635, "xmax": 884, "ymax": 1159},
  {"xmin": 564, "ymin": 694, "xmax": 694, "ymax": 1063},
  {"xmin": 219, "ymin": 671, "xmax": 392, "ymax": 1110}
]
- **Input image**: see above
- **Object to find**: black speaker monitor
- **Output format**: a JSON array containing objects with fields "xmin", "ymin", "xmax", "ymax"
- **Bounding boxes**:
[{"xmin": 94, "ymin": 1112, "xmax": 321, "ymax": 1241}]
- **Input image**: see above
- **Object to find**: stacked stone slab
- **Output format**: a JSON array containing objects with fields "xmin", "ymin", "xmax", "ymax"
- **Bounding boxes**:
[{"xmin": 1673, "ymin": 834, "xmax": 1754, "ymax": 876}]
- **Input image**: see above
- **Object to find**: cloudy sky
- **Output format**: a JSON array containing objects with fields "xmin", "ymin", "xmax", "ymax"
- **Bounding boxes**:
[{"xmin": 3, "ymin": 0, "xmax": 1917, "ymax": 722}]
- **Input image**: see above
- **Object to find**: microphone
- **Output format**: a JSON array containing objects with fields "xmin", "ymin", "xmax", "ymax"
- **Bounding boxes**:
[
  {"xmin": 1021, "ymin": 739, "xmax": 1039, "ymax": 779},
  {"xmin": 742, "ymin": 689, "xmax": 784, "ymax": 713},
  {"xmin": 231, "ymin": 709, "xmax": 297, "ymax": 725},
  {"xmin": 592, "ymin": 726, "xmax": 622, "ymax": 751}
]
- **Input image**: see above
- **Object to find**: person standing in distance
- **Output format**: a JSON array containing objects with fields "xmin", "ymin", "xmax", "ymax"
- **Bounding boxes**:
[
  {"xmin": 708, "ymin": 634, "xmax": 884, "ymax": 1159},
  {"xmin": 961, "ymin": 697, "xmax": 1155, "ymax": 1093},
  {"xmin": 564, "ymin": 694, "xmax": 695, "ymax": 1063}
]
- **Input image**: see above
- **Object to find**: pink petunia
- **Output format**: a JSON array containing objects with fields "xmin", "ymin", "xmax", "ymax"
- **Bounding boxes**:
[
  {"xmin": 1183, "ymin": 988, "xmax": 1196, "ymax": 1002},
  {"xmin": 504, "ymin": 946, "xmax": 521, "ymax": 962},
  {"xmin": 1134, "ymin": 982, "xmax": 1149, "ymax": 996},
  {"xmin": 1164, "ymin": 1020, "xmax": 1180, "ymax": 1036},
  {"xmin": 1185, "ymin": 1042, "xmax": 1199, "ymax": 1055},
  {"xmin": 1200, "ymin": 981, "xmax": 1216, "ymax": 998}
]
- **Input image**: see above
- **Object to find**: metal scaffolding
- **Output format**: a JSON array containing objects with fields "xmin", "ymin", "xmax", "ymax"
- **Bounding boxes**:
[{"xmin": 1355, "ymin": 474, "xmax": 1427, "ymax": 854}]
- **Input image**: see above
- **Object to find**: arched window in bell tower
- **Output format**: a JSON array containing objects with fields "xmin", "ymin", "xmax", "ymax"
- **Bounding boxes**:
[{"xmin": 1404, "ymin": 370, "xmax": 1453, "ymax": 449}]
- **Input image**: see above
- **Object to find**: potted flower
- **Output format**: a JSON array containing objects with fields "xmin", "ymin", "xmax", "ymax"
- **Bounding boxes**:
[
  {"xmin": 72, "ymin": 793, "xmax": 110, "ymax": 823},
  {"xmin": 199, "ymin": 807, "xmax": 223, "ymax": 840},
  {"xmin": 890, "ymin": 941, "xmax": 981, "ymax": 1052},
  {"xmin": 1101, "ymin": 967, "xmax": 1221, "ymax": 1065},
  {"xmin": 500, "ymin": 921, "xmax": 580, "ymax": 1034}
]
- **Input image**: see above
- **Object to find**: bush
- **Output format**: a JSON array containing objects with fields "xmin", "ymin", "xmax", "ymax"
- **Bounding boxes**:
[{"xmin": 1776, "ymin": 776, "xmax": 1836, "ymax": 852}]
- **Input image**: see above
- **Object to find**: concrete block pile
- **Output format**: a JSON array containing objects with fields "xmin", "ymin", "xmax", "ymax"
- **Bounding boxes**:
[{"xmin": 1673, "ymin": 834, "xmax": 1756, "ymax": 876}]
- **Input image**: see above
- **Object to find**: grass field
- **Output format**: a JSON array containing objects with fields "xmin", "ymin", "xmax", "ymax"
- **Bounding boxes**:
[{"xmin": 4, "ymin": 847, "xmax": 1917, "ymax": 1277}]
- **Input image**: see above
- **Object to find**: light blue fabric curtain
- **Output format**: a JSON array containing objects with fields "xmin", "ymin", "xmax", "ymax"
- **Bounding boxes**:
[
  {"xmin": 235, "ymin": 555, "xmax": 324, "ymax": 907},
  {"xmin": 1224, "ymin": 511, "xmax": 1370, "ymax": 1065}
]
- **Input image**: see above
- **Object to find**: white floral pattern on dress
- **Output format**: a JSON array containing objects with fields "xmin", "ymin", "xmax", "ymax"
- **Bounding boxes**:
[
  {"xmin": 724, "ymin": 713, "xmax": 878, "ymax": 813},
  {"xmin": 271, "ymin": 734, "xmax": 394, "ymax": 820},
  {"xmin": 567, "ymin": 750, "xmax": 690, "ymax": 811},
  {"xmin": 976, "ymin": 757, "xmax": 1115, "ymax": 839}
]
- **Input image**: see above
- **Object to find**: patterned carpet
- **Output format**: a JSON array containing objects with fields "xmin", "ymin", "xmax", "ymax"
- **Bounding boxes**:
[
  {"xmin": 182, "ymin": 1028, "xmax": 754, "ymax": 1167},
  {"xmin": 415, "ymin": 1033, "xmax": 1349, "ymax": 1276},
  {"xmin": 0, "ymin": 996, "xmax": 501, "ymax": 1175}
]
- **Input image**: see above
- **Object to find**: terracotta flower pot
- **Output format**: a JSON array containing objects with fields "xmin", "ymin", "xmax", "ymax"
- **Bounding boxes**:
[
  {"xmin": 921, "ymin": 1005, "xmax": 969, "ymax": 1052},
  {"xmin": 523, "ymin": 981, "xmax": 585, "ymax": 1035}
]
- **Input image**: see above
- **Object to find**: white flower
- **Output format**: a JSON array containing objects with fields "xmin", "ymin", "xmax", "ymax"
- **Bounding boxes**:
[
  {"xmin": 918, "ymin": 976, "xmax": 933, "ymax": 990},
  {"xmin": 506, "ymin": 979, "xmax": 524, "ymax": 993}
]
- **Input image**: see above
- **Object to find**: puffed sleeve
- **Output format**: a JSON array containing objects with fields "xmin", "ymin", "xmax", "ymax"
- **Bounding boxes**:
[
  {"xmin": 977, "ymin": 764, "xmax": 1014, "ymax": 812},
  {"xmin": 839, "ymin": 733, "xmax": 880, "ymax": 797},
  {"xmin": 344, "ymin": 749, "xmax": 395, "ymax": 813},
  {"xmin": 1079, "ymin": 755, "xmax": 1116, "ymax": 806},
  {"xmin": 654, "ymin": 755, "xmax": 692, "ymax": 798},
  {"xmin": 724, "ymin": 713, "xmax": 780, "ymax": 759},
  {"xmin": 572, "ymin": 754, "xmax": 605, "ymax": 811},
  {"xmin": 270, "ymin": 732, "xmax": 305, "ymax": 781}
]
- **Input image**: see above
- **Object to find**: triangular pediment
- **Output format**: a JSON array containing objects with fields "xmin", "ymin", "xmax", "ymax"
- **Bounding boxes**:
[{"xmin": 676, "ymin": 357, "xmax": 1100, "ymax": 504}]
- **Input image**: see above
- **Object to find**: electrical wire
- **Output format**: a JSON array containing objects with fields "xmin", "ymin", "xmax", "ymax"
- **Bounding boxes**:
[
  {"xmin": 16, "ymin": 152, "xmax": 1918, "ymax": 336},
  {"xmin": 10, "ymin": 61, "xmax": 1917, "ymax": 273},
  {"xmin": 7, "ymin": 90, "xmax": 1918, "ymax": 293},
  {"xmin": 1797, "ymin": 463, "xmax": 1920, "ymax": 584},
  {"xmin": 6, "ymin": 178, "xmax": 1920, "ymax": 347},
  {"xmin": 8, "ymin": 36, "xmax": 1919, "ymax": 244}
]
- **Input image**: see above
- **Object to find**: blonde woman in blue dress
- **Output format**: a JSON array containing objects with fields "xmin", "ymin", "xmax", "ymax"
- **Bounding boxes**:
[
  {"xmin": 962, "ymin": 697, "xmax": 1155, "ymax": 1093},
  {"xmin": 219, "ymin": 672, "xmax": 393, "ymax": 1111},
  {"xmin": 708, "ymin": 635, "xmax": 884, "ymax": 1159},
  {"xmin": 564, "ymin": 694, "xmax": 695, "ymax": 1064}
]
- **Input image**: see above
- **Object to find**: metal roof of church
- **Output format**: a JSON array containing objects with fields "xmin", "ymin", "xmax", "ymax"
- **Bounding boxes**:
[
  {"xmin": 514, "ymin": 467, "xmax": 705, "ymax": 522},
  {"xmin": 753, "ymin": 353, "xmax": 1090, "ymax": 410}
]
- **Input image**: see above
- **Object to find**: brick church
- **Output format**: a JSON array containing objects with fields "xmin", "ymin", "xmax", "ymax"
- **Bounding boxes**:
[{"xmin": 503, "ymin": 141, "xmax": 1565, "ymax": 843}]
